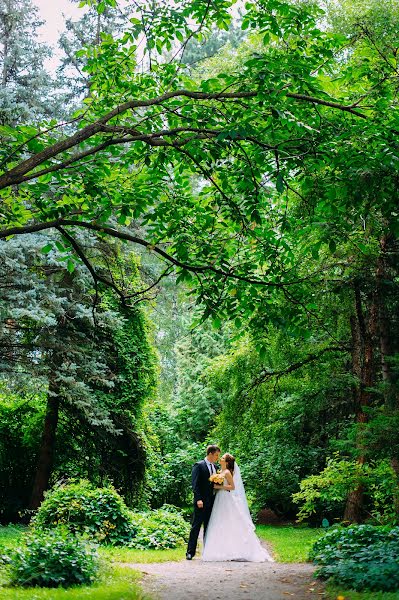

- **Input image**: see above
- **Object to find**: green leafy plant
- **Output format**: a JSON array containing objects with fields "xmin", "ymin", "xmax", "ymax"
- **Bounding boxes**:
[
  {"xmin": 293, "ymin": 458, "xmax": 399, "ymax": 524},
  {"xmin": 33, "ymin": 480, "xmax": 136, "ymax": 545},
  {"xmin": 128, "ymin": 507, "xmax": 190, "ymax": 550},
  {"xmin": 310, "ymin": 525, "xmax": 399, "ymax": 592},
  {"xmin": 4, "ymin": 527, "xmax": 99, "ymax": 588},
  {"xmin": 317, "ymin": 554, "xmax": 399, "ymax": 592},
  {"xmin": 309, "ymin": 525, "xmax": 392, "ymax": 563}
]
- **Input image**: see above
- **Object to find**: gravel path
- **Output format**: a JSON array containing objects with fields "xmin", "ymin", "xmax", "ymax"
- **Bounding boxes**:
[{"xmin": 122, "ymin": 549, "xmax": 325, "ymax": 600}]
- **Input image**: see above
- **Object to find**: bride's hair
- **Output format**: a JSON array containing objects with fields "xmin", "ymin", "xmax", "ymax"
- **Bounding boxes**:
[{"xmin": 223, "ymin": 453, "xmax": 235, "ymax": 474}]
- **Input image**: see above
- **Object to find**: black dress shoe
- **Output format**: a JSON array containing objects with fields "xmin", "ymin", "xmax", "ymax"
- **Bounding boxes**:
[{"xmin": 186, "ymin": 553, "xmax": 193, "ymax": 560}]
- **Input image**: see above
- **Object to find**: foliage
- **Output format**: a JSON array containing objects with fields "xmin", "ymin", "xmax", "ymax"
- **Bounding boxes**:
[
  {"xmin": 0, "ymin": 0, "xmax": 398, "ymax": 535},
  {"xmin": 3, "ymin": 528, "xmax": 99, "ymax": 588},
  {"xmin": 144, "ymin": 442, "xmax": 203, "ymax": 508},
  {"xmin": 0, "ymin": 387, "xmax": 45, "ymax": 522},
  {"xmin": 128, "ymin": 507, "xmax": 190, "ymax": 550},
  {"xmin": 293, "ymin": 459, "xmax": 399, "ymax": 524},
  {"xmin": 33, "ymin": 481, "xmax": 136, "ymax": 545},
  {"xmin": 311, "ymin": 525, "xmax": 399, "ymax": 592},
  {"xmin": 0, "ymin": 0, "xmax": 55, "ymax": 125},
  {"xmin": 0, "ymin": 234, "xmax": 158, "ymax": 516},
  {"xmin": 309, "ymin": 525, "xmax": 395, "ymax": 563},
  {"xmin": 207, "ymin": 331, "xmax": 352, "ymax": 517},
  {"xmin": 0, "ymin": 525, "xmax": 168, "ymax": 599},
  {"xmin": 320, "ymin": 560, "xmax": 399, "ymax": 593}
]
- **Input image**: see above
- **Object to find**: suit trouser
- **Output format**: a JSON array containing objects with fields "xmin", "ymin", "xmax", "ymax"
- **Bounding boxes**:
[{"xmin": 187, "ymin": 502, "xmax": 213, "ymax": 556}]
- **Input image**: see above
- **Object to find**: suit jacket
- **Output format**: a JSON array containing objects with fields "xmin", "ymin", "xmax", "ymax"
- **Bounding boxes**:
[{"xmin": 191, "ymin": 460, "xmax": 215, "ymax": 507}]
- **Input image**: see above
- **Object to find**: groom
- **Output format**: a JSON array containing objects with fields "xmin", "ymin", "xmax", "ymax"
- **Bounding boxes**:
[{"xmin": 186, "ymin": 444, "xmax": 220, "ymax": 560}]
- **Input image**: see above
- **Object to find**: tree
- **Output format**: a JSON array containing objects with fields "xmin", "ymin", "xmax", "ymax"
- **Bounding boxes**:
[
  {"xmin": 57, "ymin": 0, "xmax": 133, "ymax": 110},
  {"xmin": 0, "ymin": 0, "xmax": 54, "ymax": 125},
  {"xmin": 0, "ymin": 233, "xmax": 157, "ymax": 510}
]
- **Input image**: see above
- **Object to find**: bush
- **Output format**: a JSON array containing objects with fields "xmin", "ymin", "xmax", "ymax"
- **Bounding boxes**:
[
  {"xmin": 309, "ymin": 524, "xmax": 391, "ymax": 563},
  {"xmin": 4, "ymin": 528, "xmax": 99, "ymax": 588},
  {"xmin": 317, "ymin": 554, "xmax": 399, "ymax": 592},
  {"xmin": 310, "ymin": 525, "xmax": 399, "ymax": 592},
  {"xmin": 293, "ymin": 458, "xmax": 399, "ymax": 525},
  {"xmin": 129, "ymin": 507, "xmax": 190, "ymax": 550},
  {"xmin": 33, "ymin": 480, "xmax": 136, "ymax": 545}
]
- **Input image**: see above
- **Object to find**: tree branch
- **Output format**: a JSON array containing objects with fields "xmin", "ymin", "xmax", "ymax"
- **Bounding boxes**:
[
  {"xmin": 0, "ymin": 89, "xmax": 367, "ymax": 189},
  {"xmin": 0, "ymin": 217, "xmax": 318, "ymax": 288},
  {"xmin": 248, "ymin": 345, "xmax": 350, "ymax": 390}
]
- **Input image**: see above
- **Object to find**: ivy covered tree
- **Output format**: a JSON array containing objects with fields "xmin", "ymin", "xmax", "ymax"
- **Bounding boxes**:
[{"xmin": 0, "ymin": 233, "xmax": 157, "ymax": 514}]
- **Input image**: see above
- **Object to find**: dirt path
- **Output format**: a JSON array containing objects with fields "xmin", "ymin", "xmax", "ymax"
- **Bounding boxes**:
[{"xmin": 123, "ymin": 553, "xmax": 326, "ymax": 600}]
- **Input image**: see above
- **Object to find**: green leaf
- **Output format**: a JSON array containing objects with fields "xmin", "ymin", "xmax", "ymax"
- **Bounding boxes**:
[
  {"xmin": 41, "ymin": 243, "xmax": 53, "ymax": 254},
  {"xmin": 67, "ymin": 259, "xmax": 75, "ymax": 273},
  {"xmin": 276, "ymin": 173, "xmax": 285, "ymax": 193}
]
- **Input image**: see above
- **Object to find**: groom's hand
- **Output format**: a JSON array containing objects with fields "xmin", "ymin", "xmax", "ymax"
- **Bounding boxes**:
[{"xmin": 197, "ymin": 500, "xmax": 204, "ymax": 508}]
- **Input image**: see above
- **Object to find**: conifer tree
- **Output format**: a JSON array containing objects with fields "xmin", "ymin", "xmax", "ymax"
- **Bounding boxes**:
[{"xmin": 0, "ymin": 0, "xmax": 54, "ymax": 124}]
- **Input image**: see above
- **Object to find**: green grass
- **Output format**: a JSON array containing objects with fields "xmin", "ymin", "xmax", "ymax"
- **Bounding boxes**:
[
  {"xmin": 100, "ymin": 545, "xmax": 185, "ymax": 563},
  {"xmin": 0, "ymin": 564, "xmax": 147, "ymax": 600},
  {"xmin": 256, "ymin": 524, "xmax": 324, "ymax": 562},
  {"xmin": 0, "ymin": 525, "xmax": 26, "ymax": 548},
  {"xmin": 326, "ymin": 584, "xmax": 399, "ymax": 600}
]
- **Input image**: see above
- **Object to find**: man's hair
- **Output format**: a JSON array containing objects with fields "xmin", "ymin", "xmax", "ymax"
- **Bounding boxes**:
[{"xmin": 206, "ymin": 444, "xmax": 221, "ymax": 455}]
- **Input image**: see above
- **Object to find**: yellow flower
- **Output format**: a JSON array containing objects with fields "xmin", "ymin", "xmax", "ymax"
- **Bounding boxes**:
[{"xmin": 337, "ymin": 596, "xmax": 345, "ymax": 600}]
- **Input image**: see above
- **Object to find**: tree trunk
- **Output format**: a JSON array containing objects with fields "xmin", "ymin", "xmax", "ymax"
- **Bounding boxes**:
[
  {"xmin": 29, "ymin": 381, "xmax": 60, "ymax": 510},
  {"xmin": 376, "ymin": 235, "xmax": 397, "ymax": 406},
  {"xmin": 376, "ymin": 235, "xmax": 399, "ymax": 510},
  {"xmin": 344, "ymin": 282, "xmax": 377, "ymax": 523}
]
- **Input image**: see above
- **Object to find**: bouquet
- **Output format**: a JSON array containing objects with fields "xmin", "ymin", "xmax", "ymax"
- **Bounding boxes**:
[{"xmin": 209, "ymin": 472, "xmax": 225, "ymax": 485}]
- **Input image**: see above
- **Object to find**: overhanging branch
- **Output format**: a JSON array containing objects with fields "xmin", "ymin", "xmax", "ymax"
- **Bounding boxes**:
[
  {"xmin": 249, "ymin": 345, "xmax": 350, "ymax": 390},
  {"xmin": 0, "ymin": 217, "xmax": 317, "ymax": 288},
  {"xmin": 0, "ymin": 88, "xmax": 367, "ymax": 189}
]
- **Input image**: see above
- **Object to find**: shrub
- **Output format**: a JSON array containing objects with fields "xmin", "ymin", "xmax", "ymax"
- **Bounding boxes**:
[
  {"xmin": 294, "ymin": 457, "xmax": 399, "ymax": 525},
  {"xmin": 5, "ymin": 528, "xmax": 99, "ymax": 588},
  {"xmin": 317, "ymin": 554, "xmax": 399, "ymax": 592},
  {"xmin": 310, "ymin": 525, "xmax": 399, "ymax": 592},
  {"xmin": 33, "ymin": 480, "xmax": 136, "ymax": 545},
  {"xmin": 309, "ymin": 524, "xmax": 391, "ymax": 563},
  {"xmin": 128, "ymin": 507, "xmax": 190, "ymax": 550}
]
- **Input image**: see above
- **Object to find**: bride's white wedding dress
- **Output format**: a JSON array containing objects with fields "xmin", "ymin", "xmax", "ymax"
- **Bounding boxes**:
[{"xmin": 202, "ymin": 464, "xmax": 273, "ymax": 562}]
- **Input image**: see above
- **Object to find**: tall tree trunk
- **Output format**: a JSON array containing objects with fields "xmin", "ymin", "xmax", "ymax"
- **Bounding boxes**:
[
  {"xmin": 376, "ymin": 235, "xmax": 397, "ymax": 406},
  {"xmin": 376, "ymin": 235, "xmax": 399, "ymax": 511},
  {"xmin": 29, "ymin": 378, "xmax": 60, "ymax": 510},
  {"xmin": 344, "ymin": 282, "xmax": 377, "ymax": 523}
]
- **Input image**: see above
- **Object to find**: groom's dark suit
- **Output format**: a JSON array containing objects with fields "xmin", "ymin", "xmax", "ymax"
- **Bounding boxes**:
[{"xmin": 186, "ymin": 459, "xmax": 215, "ymax": 557}]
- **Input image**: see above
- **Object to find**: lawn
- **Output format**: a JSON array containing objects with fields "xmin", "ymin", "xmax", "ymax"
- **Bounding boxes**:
[
  {"xmin": 100, "ymin": 545, "xmax": 185, "ymax": 563},
  {"xmin": 256, "ymin": 524, "xmax": 323, "ymax": 562},
  {"xmin": 326, "ymin": 586, "xmax": 399, "ymax": 600},
  {"xmin": 0, "ymin": 563, "xmax": 147, "ymax": 600}
]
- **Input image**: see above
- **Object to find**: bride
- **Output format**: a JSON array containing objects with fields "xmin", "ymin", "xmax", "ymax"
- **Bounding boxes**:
[{"xmin": 202, "ymin": 453, "xmax": 273, "ymax": 562}]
